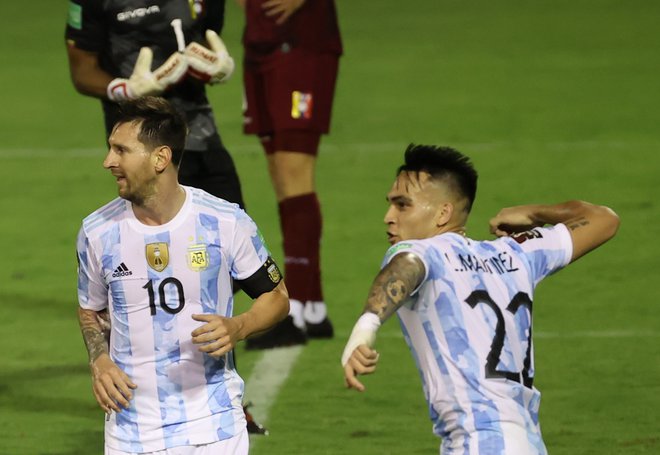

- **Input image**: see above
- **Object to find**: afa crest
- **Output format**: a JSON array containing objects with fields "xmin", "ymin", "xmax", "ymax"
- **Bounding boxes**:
[
  {"xmin": 187, "ymin": 244, "xmax": 209, "ymax": 271},
  {"xmin": 146, "ymin": 243, "xmax": 169, "ymax": 272}
]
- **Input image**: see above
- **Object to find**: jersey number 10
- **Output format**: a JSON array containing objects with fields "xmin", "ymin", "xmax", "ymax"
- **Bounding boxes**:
[{"xmin": 143, "ymin": 278, "xmax": 186, "ymax": 315}]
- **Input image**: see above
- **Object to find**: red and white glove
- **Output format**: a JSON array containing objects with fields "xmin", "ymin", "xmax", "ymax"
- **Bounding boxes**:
[
  {"xmin": 184, "ymin": 30, "xmax": 235, "ymax": 85},
  {"xmin": 107, "ymin": 47, "xmax": 188, "ymax": 101}
]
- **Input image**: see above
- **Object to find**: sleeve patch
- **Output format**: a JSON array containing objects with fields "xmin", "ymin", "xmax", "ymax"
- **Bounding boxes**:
[{"xmin": 68, "ymin": 2, "xmax": 82, "ymax": 29}]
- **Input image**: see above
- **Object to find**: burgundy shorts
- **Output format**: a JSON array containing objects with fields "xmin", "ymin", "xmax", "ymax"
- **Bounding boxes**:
[{"xmin": 243, "ymin": 48, "xmax": 340, "ymax": 155}]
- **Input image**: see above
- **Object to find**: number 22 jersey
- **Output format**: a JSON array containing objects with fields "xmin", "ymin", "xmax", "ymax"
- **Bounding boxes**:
[{"xmin": 383, "ymin": 225, "xmax": 573, "ymax": 454}]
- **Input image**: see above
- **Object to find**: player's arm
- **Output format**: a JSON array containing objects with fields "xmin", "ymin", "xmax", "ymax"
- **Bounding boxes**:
[
  {"xmin": 191, "ymin": 258, "xmax": 289, "ymax": 358},
  {"xmin": 489, "ymin": 200, "xmax": 620, "ymax": 262},
  {"xmin": 78, "ymin": 307, "xmax": 136, "ymax": 414},
  {"xmin": 342, "ymin": 252, "xmax": 425, "ymax": 392},
  {"xmin": 66, "ymin": 43, "xmax": 113, "ymax": 98}
]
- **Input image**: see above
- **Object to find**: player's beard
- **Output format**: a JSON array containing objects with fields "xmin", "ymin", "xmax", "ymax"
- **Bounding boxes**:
[{"xmin": 120, "ymin": 175, "xmax": 157, "ymax": 207}]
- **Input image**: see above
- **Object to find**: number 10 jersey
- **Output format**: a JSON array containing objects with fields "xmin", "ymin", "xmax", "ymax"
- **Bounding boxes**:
[{"xmin": 76, "ymin": 186, "xmax": 269, "ymax": 453}]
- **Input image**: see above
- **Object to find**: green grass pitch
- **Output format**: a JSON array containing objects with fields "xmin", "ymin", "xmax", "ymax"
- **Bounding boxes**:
[{"xmin": 1, "ymin": 0, "xmax": 659, "ymax": 453}]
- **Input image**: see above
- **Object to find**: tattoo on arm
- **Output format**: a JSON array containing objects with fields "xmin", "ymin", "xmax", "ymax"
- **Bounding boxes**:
[
  {"xmin": 566, "ymin": 216, "xmax": 590, "ymax": 231},
  {"xmin": 78, "ymin": 308, "xmax": 109, "ymax": 363},
  {"xmin": 364, "ymin": 253, "xmax": 425, "ymax": 322}
]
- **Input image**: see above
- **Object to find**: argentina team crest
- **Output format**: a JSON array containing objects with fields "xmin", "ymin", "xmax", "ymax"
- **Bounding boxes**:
[
  {"xmin": 291, "ymin": 91, "xmax": 313, "ymax": 119},
  {"xmin": 146, "ymin": 243, "xmax": 169, "ymax": 272},
  {"xmin": 187, "ymin": 244, "xmax": 209, "ymax": 271}
]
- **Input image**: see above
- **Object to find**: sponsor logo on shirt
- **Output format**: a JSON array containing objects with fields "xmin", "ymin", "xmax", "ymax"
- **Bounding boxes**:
[
  {"xmin": 291, "ymin": 91, "xmax": 313, "ymax": 119},
  {"xmin": 116, "ymin": 5, "xmax": 161, "ymax": 22},
  {"xmin": 111, "ymin": 262, "xmax": 133, "ymax": 278}
]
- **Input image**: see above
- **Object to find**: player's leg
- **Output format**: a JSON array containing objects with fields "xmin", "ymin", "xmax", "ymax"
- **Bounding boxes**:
[
  {"xmin": 266, "ymin": 143, "xmax": 331, "ymax": 339},
  {"xmin": 242, "ymin": 54, "xmax": 308, "ymax": 348}
]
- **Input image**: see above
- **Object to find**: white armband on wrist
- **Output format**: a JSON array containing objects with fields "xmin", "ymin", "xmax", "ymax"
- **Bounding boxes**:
[{"xmin": 340, "ymin": 312, "xmax": 381, "ymax": 367}]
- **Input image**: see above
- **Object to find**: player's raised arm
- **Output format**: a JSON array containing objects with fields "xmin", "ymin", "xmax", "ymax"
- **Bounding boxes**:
[
  {"xmin": 489, "ymin": 200, "xmax": 620, "ymax": 262},
  {"xmin": 341, "ymin": 252, "xmax": 425, "ymax": 391}
]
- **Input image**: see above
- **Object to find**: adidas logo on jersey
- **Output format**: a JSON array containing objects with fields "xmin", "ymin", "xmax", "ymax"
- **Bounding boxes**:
[{"xmin": 112, "ymin": 263, "xmax": 133, "ymax": 277}]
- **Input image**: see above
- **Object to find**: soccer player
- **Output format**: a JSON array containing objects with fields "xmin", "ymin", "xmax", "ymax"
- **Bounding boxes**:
[
  {"xmin": 65, "ymin": 0, "xmax": 244, "ymax": 208},
  {"xmin": 341, "ymin": 145, "xmax": 620, "ymax": 454},
  {"xmin": 76, "ymin": 97, "xmax": 289, "ymax": 454},
  {"xmin": 239, "ymin": 0, "xmax": 343, "ymax": 348}
]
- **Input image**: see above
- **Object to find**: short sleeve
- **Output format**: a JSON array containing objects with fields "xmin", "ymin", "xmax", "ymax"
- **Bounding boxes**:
[
  {"xmin": 76, "ymin": 226, "xmax": 109, "ymax": 311},
  {"xmin": 230, "ymin": 209, "xmax": 270, "ymax": 280},
  {"xmin": 506, "ymin": 224, "xmax": 573, "ymax": 285},
  {"xmin": 65, "ymin": 0, "xmax": 107, "ymax": 52},
  {"xmin": 381, "ymin": 240, "xmax": 430, "ymax": 295}
]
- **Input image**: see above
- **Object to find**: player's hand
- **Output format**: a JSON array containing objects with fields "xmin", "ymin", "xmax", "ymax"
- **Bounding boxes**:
[
  {"xmin": 262, "ymin": 0, "xmax": 305, "ymax": 25},
  {"xmin": 343, "ymin": 344, "xmax": 379, "ymax": 392},
  {"xmin": 90, "ymin": 353, "xmax": 137, "ymax": 414},
  {"xmin": 106, "ymin": 47, "xmax": 188, "ymax": 101},
  {"xmin": 489, "ymin": 205, "xmax": 543, "ymax": 237},
  {"xmin": 191, "ymin": 314, "xmax": 240, "ymax": 358},
  {"xmin": 341, "ymin": 313, "xmax": 381, "ymax": 391},
  {"xmin": 184, "ymin": 30, "xmax": 235, "ymax": 85}
]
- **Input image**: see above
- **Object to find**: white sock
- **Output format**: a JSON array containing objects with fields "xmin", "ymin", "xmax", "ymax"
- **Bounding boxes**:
[
  {"xmin": 288, "ymin": 299, "xmax": 305, "ymax": 330},
  {"xmin": 303, "ymin": 301, "xmax": 327, "ymax": 324}
]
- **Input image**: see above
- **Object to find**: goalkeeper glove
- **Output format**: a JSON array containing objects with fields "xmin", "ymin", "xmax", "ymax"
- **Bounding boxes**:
[
  {"xmin": 184, "ymin": 30, "xmax": 235, "ymax": 85},
  {"xmin": 341, "ymin": 312, "xmax": 381, "ymax": 367},
  {"xmin": 107, "ymin": 47, "xmax": 188, "ymax": 101}
]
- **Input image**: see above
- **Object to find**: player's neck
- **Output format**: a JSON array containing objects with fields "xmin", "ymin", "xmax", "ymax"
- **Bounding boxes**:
[{"xmin": 132, "ymin": 182, "xmax": 186, "ymax": 226}]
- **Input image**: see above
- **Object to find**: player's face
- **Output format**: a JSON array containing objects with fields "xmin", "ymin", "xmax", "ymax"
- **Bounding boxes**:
[
  {"xmin": 384, "ymin": 171, "xmax": 443, "ymax": 245},
  {"xmin": 104, "ymin": 121, "xmax": 158, "ymax": 205}
]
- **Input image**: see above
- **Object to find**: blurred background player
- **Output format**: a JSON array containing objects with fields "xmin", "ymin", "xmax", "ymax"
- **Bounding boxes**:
[
  {"xmin": 341, "ymin": 144, "xmax": 620, "ymax": 454},
  {"xmin": 239, "ymin": 0, "xmax": 343, "ymax": 349},
  {"xmin": 76, "ymin": 97, "xmax": 289, "ymax": 454},
  {"xmin": 65, "ymin": 0, "xmax": 244, "ymax": 208}
]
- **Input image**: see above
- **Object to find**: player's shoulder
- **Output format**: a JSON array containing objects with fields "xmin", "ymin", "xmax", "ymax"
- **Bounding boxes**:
[
  {"xmin": 81, "ymin": 197, "xmax": 129, "ymax": 236},
  {"xmin": 187, "ymin": 186, "xmax": 243, "ymax": 219}
]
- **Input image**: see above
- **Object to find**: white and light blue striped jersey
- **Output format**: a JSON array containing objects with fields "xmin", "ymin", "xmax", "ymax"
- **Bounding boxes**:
[
  {"xmin": 382, "ymin": 225, "xmax": 573, "ymax": 455},
  {"xmin": 76, "ymin": 186, "xmax": 270, "ymax": 453}
]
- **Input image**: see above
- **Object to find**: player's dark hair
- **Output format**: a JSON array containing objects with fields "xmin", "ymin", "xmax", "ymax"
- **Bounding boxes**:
[
  {"xmin": 398, "ymin": 144, "xmax": 478, "ymax": 212},
  {"xmin": 115, "ymin": 97, "xmax": 188, "ymax": 166}
]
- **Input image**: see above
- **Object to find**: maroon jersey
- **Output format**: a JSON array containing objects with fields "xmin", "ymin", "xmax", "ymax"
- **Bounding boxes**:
[{"xmin": 243, "ymin": 0, "xmax": 342, "ymax": 58}]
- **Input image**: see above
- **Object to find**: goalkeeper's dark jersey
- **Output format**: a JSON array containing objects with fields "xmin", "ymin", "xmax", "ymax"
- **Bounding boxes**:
[{"xmin": 65, "ymin": 0, "xmax": 227, "ymax": 152}]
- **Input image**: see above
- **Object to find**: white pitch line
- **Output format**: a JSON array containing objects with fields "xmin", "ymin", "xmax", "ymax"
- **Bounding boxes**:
[{"xmin": 244, "ymin": 345, "xmax": 304, "ymax": 424}]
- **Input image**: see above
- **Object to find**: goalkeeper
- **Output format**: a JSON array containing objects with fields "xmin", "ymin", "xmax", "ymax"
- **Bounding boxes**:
[{"xmin": 65, "ymin": 0, "xmax": 244, "ymax": 208}]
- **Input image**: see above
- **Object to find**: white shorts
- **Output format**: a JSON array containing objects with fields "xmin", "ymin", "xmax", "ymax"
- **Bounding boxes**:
[{"xmin": 105, "ymin": 429, "xmax": 249, "ymax": 455}]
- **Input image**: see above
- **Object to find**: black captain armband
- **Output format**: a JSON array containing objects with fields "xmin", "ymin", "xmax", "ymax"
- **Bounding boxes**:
[{"xmin": 237, "ymin": 257, "xmax": 283, "ymax": 299}]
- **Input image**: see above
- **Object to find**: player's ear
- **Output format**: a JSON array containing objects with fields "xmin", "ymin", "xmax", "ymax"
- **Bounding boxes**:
[
  {"xmin": 435, "ymin": 202, "xmax": 454, "ymax": 227},
  {"xmin": 153, "ymin": 145, "xmax": 172, "ymax": 173}
]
